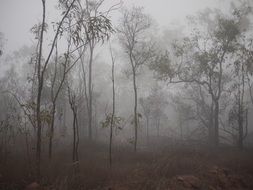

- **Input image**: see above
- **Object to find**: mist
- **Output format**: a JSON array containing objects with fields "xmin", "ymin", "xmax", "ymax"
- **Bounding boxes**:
[{"xmin": 0, "ymin": 0, "xmax": 253, "ymax": 189}]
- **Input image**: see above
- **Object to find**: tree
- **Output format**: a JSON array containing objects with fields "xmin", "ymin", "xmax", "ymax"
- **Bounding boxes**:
[
  {"xmin": 118, "ymin": 7, "xmax": 154, "ymax": 151},
  {"xmin": 148, "ymin": 85, "xmax": 168, "ymax": 137},
  {"xmin": 228, "ymin": 34, "xmax": 252, "ymax": 149},
  {"xmin": 47, "ymin": 12, "xmax": 85, "ymax": 160},
  {"xmin": 151, "ymin": 7, "xmax": 249, "ymax": 147},
  {"xmin": 171, "ymin": 92, "xmax": 195, "ymax": 140},
  {"xmin": 139, "ymin": 97, "xmax": 151, "ymax": 143},
  {"xmin": 109, "ymin": 42, "xmax": 115, "ymax": 167},
  {"xmin": 73, "ymin": 0, "xmax": 116, "ymax": 140},
  {"xmin": 0, "ymin": 68, "xmax": 22, "ymax": 162},
  {"xmin": 67, "ymin": 82, "xmax": 80, "ymax": 163},
  {"xmin": 34, "ymin": 0, "xmax": 77, "ymax": 180},
  {"xmin": 100, "ymin": 43, "xmax": 124, "ymax": 166}
]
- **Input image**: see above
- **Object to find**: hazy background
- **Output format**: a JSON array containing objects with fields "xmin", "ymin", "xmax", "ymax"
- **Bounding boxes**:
[{"xmin": 0, "ymin": 0, "xmax": 230, "ymax": 54}]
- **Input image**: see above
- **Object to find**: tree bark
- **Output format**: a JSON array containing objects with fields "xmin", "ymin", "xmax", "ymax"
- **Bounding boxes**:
[
  {"xmin": 214, "ymin": 100, "xmax": 219, "ymax": 147},
  {"xmin": 72, "ymin": 112, "xmax": 76, "ymax": 162},
  {"xmin": 36, "ymin": 0, "xmax": 46, "ymax": 181},
  {"xmin": 48, "ymin": 104, "xmax": 55, "ymax": 159},
  {"xmin": 88, "ymin": 45, "xmax": 94, "ymax": 140},
  {"xmin": 238, "ymin": 107, "xmax": 243, "ymax": 150},
  {"xmin": 157, "ymin": 118, "xmax": 160, "ymax": 137},
  {"xmin": 146, "ymin": 117, "xmax": 149, "ymax": 144},
  {"xmin": 238, "ymin": 64, "xmax": 245, "ymax": 150},
  {"xmin": 209, "ymin": 101, "xmax": 214, "ymax": 144},
  {"xmin": 132, "ymin": 68, "xmax": 138, "ymax": 152},
  {"xmin": 109, "ymin": 45, "xmax": 115, "ymax": 167},
  {"xmin": 179, "ymin": 114, "xmax": 183, "ymax": 140},
  {"xmin": 68, "ymin": 88, "xmax": 79, "ymax": 162}
]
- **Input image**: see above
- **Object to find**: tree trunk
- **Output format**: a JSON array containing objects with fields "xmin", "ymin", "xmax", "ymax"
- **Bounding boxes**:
[
  {"xmin": 48, "ymin": 103, "xmax": 55, "ymax": 159},
  {"xmin": 75, "ymin": 114, "xmax": 79, "ymax": 161},
  {"xmin": 133, "ymin": 70, "xmax": 138, "ymax": 152},
  {"xmin": 146, "ymin": 117, "xmax": 149, "ymax": 144},
  {"xmin": 179, "ymin": 114, "xmax": 183, "ymax": 140},
  {"xmin": 109, "ymin": 45, "xmax": 115, "ymax": 167},
  {"xmin": 157, "ymin": 118, "xmax": 160, "ymax": 137},
  {"xmin": 72, "ymin": 113, "xmax": 76, "ymax": 162},
  {"xmin": 80, "ymin": 50, "xmax": 89, "ymax": 139},
  {"xmin": 214, "ymin": 100, "xmax": 219, "ymax": 147},
  {"xmin": 238, "ymin": 107, "xmax": 243, "ymax": 150},
  {"xmin": 94, "ymin": 103, "xmax": 98, "ymax": 139},
  {"xmin": 72, "ymin": 112, "xmax": 79, "ymax": 162},
  {"xmin": 63, "ymin": 100, "xmax": 67, "ymax": 136},
  {"xmin": 36, "ymin": 0, "xmax": 46, "ymax": 181},
  {"xmin": 209, "ymin": 101, "xmax": 214, "ymax": 144},
  {"xmin": 238, "ymin": 64, "xmax": 245, "ymax": 150},
  {"xmin": 69, "ymin": 98, "xmax": 78, "ymax": 162},
  {"xmin": 88, "ymin": 45, "xmax": 94, "ymax": 140}
]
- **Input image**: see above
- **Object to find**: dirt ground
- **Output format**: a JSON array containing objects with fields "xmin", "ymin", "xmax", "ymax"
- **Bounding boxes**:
[{"xmin": 1, "ymin": 139, "xmax": 253, "ymax": 190}]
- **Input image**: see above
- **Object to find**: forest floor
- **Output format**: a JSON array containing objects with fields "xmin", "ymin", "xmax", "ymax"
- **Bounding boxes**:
[{"xmin": 1, "ymin": 139, "xmax": 253, "ymax": 190}]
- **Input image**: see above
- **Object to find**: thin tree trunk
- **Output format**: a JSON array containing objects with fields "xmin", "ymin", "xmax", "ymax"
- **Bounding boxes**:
[
  {"xmin": 129, "ymin": 51, "xmax": 138, "ymax": 152},
  {"xmin": 212, "ymin": 47, "xmax": 226, "ymax": 147},
  {"xmin": 63, "ymin": 100, "xmax": 67, "ymax": 135},
  {"xmin": 238, "ymin": 106, "xmax": 243, "ymax": 150},
  {"xmin": 109, "ymin": 43, "xmax": 115, "ymax": 167},
  {"xmin": 133, "ymin": 70, "xmax": 138, "ymax": 152},
  {"xmin": 36, "ymin": 0, "xmax": 46, "ymax": 181},
  {"xmin": 157, "ymin": 118, "xmax": 160, "ymax": 137},
  {"xmin": 88, "ymin": 44, "xmax": 94, "ymax": 140},
  {"xmin": 35, "ymin": 0, "xmax": 77, "ymax": 177},
  {"xmin": 80, "ymin": 49, "xmax": 89, "ymax": 138},
  {"xmin": 179, "ymin": 114, "xmax": 183, "ymax": 140},
  {"xmin": 214, "ymin": 100, "xmax": 219, "ymax": 147},
  {"xmin": 75, "ymin": 114, "xmax": 79, "ymax": 161},
  {"xmin": 48, "ymin": 104, "xmax": 55, "ymax": 159},
  {"xmin": 48, "ymin": 40, "xmax": 70, "ymax": 160},
  {"xmin": 73, "ymin": 113, "xmax": 76, "ymax": 162},
  {"xmin": 238, "ymin": 64, "xmax": 245, "ymax": 150},
  {"xmin": 209, "ymin": 100, "xmax": 214, "ymax": 144},
  {"xmin": 68, "ymin": 89, "xmax": 78, "ymax": 162},
  {"xmin": 94, "ymin": 100, "xmax": 98, "ymax": 139},
  {"xmin": 24, "ymin": 118, "xmax": 31, "ymax": 169},
  {"xmin": 146, "ymin": 117, "xmax": 149, "ymax": 144}
]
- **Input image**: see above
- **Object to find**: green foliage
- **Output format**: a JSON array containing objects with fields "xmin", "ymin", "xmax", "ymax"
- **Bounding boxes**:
[
  {"xmin": 20, "ymin": 101, "xmax": 52, "ymax": 126},
  {"xmin": 87, "ymin": 15, "xmax": 115, "ymax": 42},
  {"xmin": 41, "ymin": 109, "xmax": 52, "ymax": 126},
  {"xmin": 228, "ymin": 103, "xmax": 247, "ymax": 129},
  {"xmin": 71, "ymin": 14, "xmax": 114, "ymax": 46},
  {"xmin": 150, "ymin": 51, "xmax": 174, "ymax": 81},
  {"xmin": 30, "ymin": 23, "xmax": 49, "ymax": 39},
  {"xmin": 21, "ymin": 101, "xmax": 36, "ymax": 111},
  {"xmin": 130, "ymin": 112, "xmax": 142, "ymax": 126},
  {"xmin": 101, "ymin": 114, "xmax": 124, "ymax": 131},
  {"xmin": 215, "ymin": 18, "xmax": 240, "ymax": 43}
]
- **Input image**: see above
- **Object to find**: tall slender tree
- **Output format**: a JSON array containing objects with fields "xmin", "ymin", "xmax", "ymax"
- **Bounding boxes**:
[
  {"xmin": 109, "ymin": 42, "xmax": 115, "ymax": 166},
  {"xmin": 34, "ymin": 0, "xmax": 77, "ymax": 179},
  {"xmin": 118, "ymin": 7, "xmax": 154, "ymax": 151},
  {"xmin": 73, "ymin": 0, "xmax": 117, "ymax": 140}
]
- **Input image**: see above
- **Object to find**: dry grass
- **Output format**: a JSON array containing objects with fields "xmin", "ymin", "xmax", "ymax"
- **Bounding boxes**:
[{"xmin": 0, "ymin": 139, "xmax": 253, "ymax": 190}]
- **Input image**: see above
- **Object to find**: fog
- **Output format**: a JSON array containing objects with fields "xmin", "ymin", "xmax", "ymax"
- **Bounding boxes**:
[
  {"xmin": 0, "ymin": 0, "xmax": 228, "ymax": 53},
  {"xmin": 0, "ymin": 0, "xmax": 253, "ymax": 189}
]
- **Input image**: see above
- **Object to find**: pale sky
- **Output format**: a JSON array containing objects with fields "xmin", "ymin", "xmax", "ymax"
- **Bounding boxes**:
[{"xmin": 0, "ymin": 0, "xmax": 229, "ymax": 53}]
